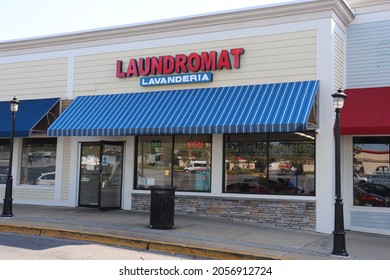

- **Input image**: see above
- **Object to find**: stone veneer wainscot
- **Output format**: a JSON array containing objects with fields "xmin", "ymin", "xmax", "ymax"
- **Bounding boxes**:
[{"xmin": 132, "ymin": 194, "xmax": 316, "ymax": 231}]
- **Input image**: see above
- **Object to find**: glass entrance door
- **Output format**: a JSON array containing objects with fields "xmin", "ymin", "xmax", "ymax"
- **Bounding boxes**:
[
  {"xmin": 79, "ymin": 141, "xmax": 124, "ymax": 210},
  {"xmin": 98, "ymin": 141, "xmax": 123, "ymax": 210},
  {"xmin": 79, "ymin": 143, "xmax": 100, "ymax": 207}
]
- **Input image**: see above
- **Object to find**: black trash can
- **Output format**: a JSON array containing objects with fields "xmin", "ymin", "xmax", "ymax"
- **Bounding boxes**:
[{"xmin": 149, "ymin": 186, "xmax": 175, "ymax": 229}]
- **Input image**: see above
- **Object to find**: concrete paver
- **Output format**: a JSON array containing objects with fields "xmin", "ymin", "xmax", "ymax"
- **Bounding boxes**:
[{"xmin": 0, "ymin": 204, "xmax": 389, "ymax": 260}]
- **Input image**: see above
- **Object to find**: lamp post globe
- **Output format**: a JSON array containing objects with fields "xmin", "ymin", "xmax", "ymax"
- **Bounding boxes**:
[
  {"xmin": 10, "ymin": 97, "xmax": 20, "ymax": 113},
  {"xmin": 331, "ymin": 89, "xmax": 348, "ymax": 257},
  {"xmin": 331, "ymin": 88, "xmax": 347, "ymax": 110},
  {"xmin": 1, "ymin": 97, "xmax": 20, "ymax": 218}
]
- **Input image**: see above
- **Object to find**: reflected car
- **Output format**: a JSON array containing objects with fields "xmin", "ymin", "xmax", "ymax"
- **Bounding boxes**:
[
  {"xmin": 268, "ymin": 161, "xmax": 292, "ymax": 173},
  {"xmin": 226, "ymin": 182, "xmax": 267, "ymax": 193},
  {"xmin": 0, "ymin": 173, "xmax": 7, "ymax": 182},
  {"xmin": 358, "ymin": 183, "xmax": 390, "ymax": 200},
  {"xmin": 374, "ymin": 166, "xmax": 389, "ymax": 174},
  {"xmin": 0, "ymin": 167, "xmax": 8, "ymax": 183},
  {"xmin": 184, "ymin": 161, "xmax": 208, "ymax": 172},
  {"xmin": 354, "ymin": 186, "xmax": 390, "ymax": 207},
  {"xmin": 80, "ymin": 176, "xmax": 91, "ymax": 182},
  {"xmin": 36, "ymin": 172, "xmax": 91, "ymax": 185},
  {"xmin": 36, "ymin": 172, "xmax": 55, "ymax": 185},
  {"xmin": 353, "ymin": 172, "xmax": 369, "ymax": 185}
]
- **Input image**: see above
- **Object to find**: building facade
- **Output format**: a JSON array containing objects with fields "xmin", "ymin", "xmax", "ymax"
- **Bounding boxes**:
[
  {"xmin": 1, "ymin": 0, "xmax": 388, "ymax": 235},
  {"xmin": 341, "ymin": 0, "xmax": 390, "ymax": 235}
]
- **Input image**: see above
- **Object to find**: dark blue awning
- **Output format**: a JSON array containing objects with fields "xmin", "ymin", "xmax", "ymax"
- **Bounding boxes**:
[
  {"xmin": 48, "ymin": 81, "xmax": 319, "ymax": 136},
  {"xmin": 0, "ymin": 98, "xmax": 60, "ymax": 137}
]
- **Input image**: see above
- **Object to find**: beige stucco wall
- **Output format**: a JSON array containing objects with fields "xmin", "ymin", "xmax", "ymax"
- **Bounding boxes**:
[
  {"xmin": 73, "ymin": 30, "xmax": 317, "ymax": 96},
  {"xmin": 0, "ymin": 58, "xmax": 68, "ymax": 101},
  {"xmin": 13, "ymin": 186, "xmax": 55, "ymax": 202},
  {"xmin": 60, "ymin": 137, "xmax": 71, "ymax": 203}
]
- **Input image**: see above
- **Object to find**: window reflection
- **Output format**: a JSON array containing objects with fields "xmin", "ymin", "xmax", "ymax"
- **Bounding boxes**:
[
  {"xmin": 225, "ymin": 133, "xmax": 315, "ymax": 196},
  {"xmin": 353, "ymin": 137, "xmax": 390, "ymax": 207},
  {"xmin": 174, "ymin": 135, "xmax": 211, "ymax": 191},
  {"xmin": 136, "ymin": 135, "xmax": 211, "ymax": 192},
  {"xmin": 0, "ymin": 140, "xmax": 10, "ymax": 184},
  {"xmin": 20, "ymin": 138, "xmax": 57, "ymax": 186},
  {"xmin": 137, "ymin": 136, "xmax": 172, "ymax": 188}
]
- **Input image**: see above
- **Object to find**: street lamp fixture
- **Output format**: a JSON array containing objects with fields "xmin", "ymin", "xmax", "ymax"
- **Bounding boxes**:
[
  {"xmin": 331, "ymin": 89, "xmax": 348, "ymax": 257},
  {"xmin": 1, "ymin": 97, "xmax": 20, "ymax": 217}
]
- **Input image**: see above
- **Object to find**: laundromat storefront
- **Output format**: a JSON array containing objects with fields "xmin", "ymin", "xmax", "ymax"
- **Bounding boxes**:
[{"xmin": 48, "ymin": 80, "xmax": 319, "ymax": 229}]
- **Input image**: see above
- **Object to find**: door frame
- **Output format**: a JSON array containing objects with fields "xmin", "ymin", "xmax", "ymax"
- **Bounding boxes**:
[{"xmin": 78, "ymin": 141, "xmax": 125, "ymax": 210}]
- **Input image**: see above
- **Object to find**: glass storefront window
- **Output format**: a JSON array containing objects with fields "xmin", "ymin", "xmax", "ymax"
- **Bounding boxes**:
[
  {"xmin": 0, "ymin": 140, "xmax": 10, "ymax": 184},
  {"xmin": 20, "ymin": 138, "xmax": 57, "ymax": 186},
  {"xmin": 174, "ymin": 135, "xmax": 211, "ymax": 191},
  {"xmin": 225, "ymin": 134, "xmax": 267, "ymax": 193},
  {"xmin": 137, "ymin": 136, "xmax": 172, "ymax": 189},
  {"xmin": 225, "ymin": 132, "xmax": 315, "ymax": 195},
  {"xmin": 353, "ymin": 137, "xmax": 390, "ymax": 208},
  {"xmin": 136, "ymin": 135, "xmax": 212, "ymax": 192}
]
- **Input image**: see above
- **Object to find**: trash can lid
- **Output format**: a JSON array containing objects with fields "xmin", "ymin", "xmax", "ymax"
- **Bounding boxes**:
[{"xmin": 150, "ymin": 185, "xmax": 176, "ymax": 190}]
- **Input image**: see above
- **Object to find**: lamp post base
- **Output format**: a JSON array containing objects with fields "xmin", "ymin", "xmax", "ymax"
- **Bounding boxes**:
[
  {"xmin": 332, "ymin": 198, "xmax": 348, "ymax": 256},
  {"xmin": 332, "ymin": 231, "xmax": 348, "ymax": 257},
  {"xmin": 331, "ymin": 251, "xmax": 349, "ymax": 257},
  {"xmin": 1, "ymin": 198, "xmax": 14, "ymax": 217}
]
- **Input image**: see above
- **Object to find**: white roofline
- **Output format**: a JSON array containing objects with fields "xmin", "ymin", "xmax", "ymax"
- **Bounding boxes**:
[
  {"xmin": 0, "ymin": 0, "xmax": 354, "ymax": 53},
  {"xmin": 1, "ymin": 0, "xmax": 309, "ymax": 44}
]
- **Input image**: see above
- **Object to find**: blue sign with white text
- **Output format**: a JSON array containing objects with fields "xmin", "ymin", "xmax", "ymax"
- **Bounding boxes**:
[{"xmin": 140, "ymin": 72, "xmax": 213, "ymax": 87}]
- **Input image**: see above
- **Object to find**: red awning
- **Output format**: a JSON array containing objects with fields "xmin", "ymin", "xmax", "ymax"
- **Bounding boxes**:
[{"xmin": 340, "ymin": 87, "xmax": 390, "ymax": 135}]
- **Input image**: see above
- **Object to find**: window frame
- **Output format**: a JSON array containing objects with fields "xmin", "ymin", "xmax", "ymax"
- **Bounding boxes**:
[
  {"xmin": 223, "ymin": 132, "xmax": 316, "ymax": 196},
  {"xmin": 135, "ymin": 135, "xmax": 212, "ymax": 192},
  {"xmin": 19, "ymin": 137, "xmax": 57, "ymax": 186}
]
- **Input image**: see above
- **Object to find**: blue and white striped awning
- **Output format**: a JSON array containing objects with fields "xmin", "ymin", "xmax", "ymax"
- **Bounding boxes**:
[{"xmin": 48, "ymin": 80, "xmax": 319, "ymax": 136}]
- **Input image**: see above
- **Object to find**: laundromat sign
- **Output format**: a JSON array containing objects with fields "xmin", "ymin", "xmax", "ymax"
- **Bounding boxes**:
[{"xmin": 116, "ymin": 48, "xmax": 244, "ymax": 86}]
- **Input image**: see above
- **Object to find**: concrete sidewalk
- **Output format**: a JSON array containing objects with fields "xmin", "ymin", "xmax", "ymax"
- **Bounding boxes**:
[{"xmin": 0, "ymin": 204, "xmax": 389, "ymax": 260}]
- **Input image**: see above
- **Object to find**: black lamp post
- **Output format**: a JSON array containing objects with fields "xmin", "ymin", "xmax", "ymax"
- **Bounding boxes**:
[
  {"xmin": 331, "ymin": 89, "xmax": 348, "ymax": 257},
  {"xmin": 1, "ymin": 97, "xmax": 20, "ymax": 218}
]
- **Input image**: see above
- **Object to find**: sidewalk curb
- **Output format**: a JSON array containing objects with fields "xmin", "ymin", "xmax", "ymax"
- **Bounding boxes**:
[{"xmin": 0, "ymin": 223, "xmax": 284, "ymax": 260}]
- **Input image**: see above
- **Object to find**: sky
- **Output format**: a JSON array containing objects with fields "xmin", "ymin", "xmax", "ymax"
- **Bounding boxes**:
[{"xmin": 0, "ymin": 0, "xmax": 296, "ymax": 42}]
